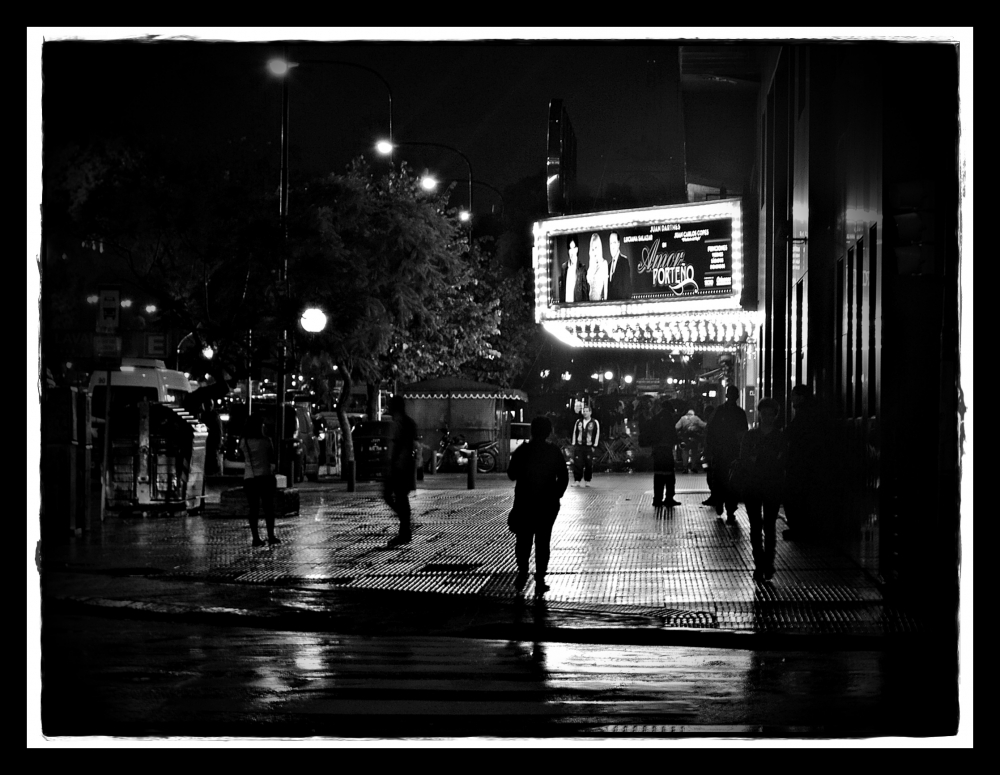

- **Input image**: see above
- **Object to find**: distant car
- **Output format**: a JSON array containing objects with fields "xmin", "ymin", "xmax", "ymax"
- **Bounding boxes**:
[
  {"xmin": 352, "ymin": 420, "xmax": 394, "ymax": 481},
  {"xmin": 223, "ymin": 402, "xmax": 320, "ymax": 483}
]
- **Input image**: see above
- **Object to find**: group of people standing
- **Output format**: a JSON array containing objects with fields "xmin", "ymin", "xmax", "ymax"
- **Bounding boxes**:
[
  {"xmin": 504, "ymin": 384, "xmax": 823, "ymax": 593},
  {"xmin": 701, "ymin": 384, "xmax": 829, "ymax": 581},
  {"xmin": 237, "ymin": 387, "xmax": 828, "ymax": 592}
]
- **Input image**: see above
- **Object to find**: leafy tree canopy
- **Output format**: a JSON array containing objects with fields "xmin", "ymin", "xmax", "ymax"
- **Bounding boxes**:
[{"xmin": 290, "ymin": 158, "xmax": 503, "ymax": 389}]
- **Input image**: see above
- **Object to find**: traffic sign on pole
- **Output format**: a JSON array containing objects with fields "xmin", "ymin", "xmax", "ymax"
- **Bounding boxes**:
[{"xmin": 96, "ymin": 287, "xmax": 120, "ymax": 333}]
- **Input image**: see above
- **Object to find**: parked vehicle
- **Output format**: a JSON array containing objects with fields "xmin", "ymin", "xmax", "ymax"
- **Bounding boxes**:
[
  {"xmin": 431, "ymin": 428, "xmax": 498, "ymax": 473},
  {"xmin": 88, "ymin": 358, "xmax": 193, "ymax": 423},
  {"xmin": 222, "ymin": 402, "xmax": 320, "ymax": 482},
  {"xmin": 435, "ymin": 428, "xmax": 471, "ymax": 472},
  {"xmin": 471, "ymin": 439, "xmax": 499, "ymax": 473},
  {"xmin": 351, "ymin": 420, "xmax": 394, "ymax": 480}
]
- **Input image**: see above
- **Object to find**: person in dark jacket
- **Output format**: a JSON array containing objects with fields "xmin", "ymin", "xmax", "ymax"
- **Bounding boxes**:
[
  {"xmin": 385, "ymin": 395, "xmax": 419, "ymax": 547},
  {"xmin": 739, "ymin": 397, "xmax": 788, "ymax": 581},
  {"xmin": 647, "ymin": 399, "xmax": 681, "ymax": 509},
  {"xmin": 701, "ymin": 405, "xmax": 721, "ymax": 507},
  {"xmin": 240, "ymin": 411, "xmax": 277, "ymax": 547},
  {"xmin": 201, "ymin": 398, "xmax": 224, "ymax": 476},
  {"xmin": 706, "ymin": 385, "xmax": 749, "ymax": 523},
  {"xmin": 570, "ymin": 404, "xmax": 600, "ymax": 486},
  {"xmin": 783, "ymin": 384, "xmax": 827, "ymax": 540},
  {"xmin": 507, "ymin": 415, "xmax": 570, "ymax": 595}
]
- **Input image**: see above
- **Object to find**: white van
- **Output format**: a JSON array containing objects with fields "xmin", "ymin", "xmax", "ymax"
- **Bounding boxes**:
[{"xmin": 89, "ymin": 358, "xmax": 194, "ymax": 420}]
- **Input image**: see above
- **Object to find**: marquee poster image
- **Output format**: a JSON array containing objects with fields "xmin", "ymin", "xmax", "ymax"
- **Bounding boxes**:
[{"xmin": 550, "ymin": 216, "xmax": 734, "ymax": 305}]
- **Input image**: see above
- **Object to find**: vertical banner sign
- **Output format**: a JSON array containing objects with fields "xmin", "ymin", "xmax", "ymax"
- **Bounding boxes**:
[{"xmin": 96, "ymin": 287, "xmax": 120, "ymax": 332}]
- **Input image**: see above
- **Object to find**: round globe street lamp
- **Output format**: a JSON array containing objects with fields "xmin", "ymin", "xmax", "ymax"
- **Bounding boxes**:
[
  {"xmin": 376, "ymin": 139, "xmax": 473, "ymax": 223},
  {"xmin": 299, "ymin": 306, "xmax": 328, "ymax": 334}
]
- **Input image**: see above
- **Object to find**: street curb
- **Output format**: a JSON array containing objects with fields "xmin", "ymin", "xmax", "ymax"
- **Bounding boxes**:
[{"xmin": 42, "ymin": 592, "xmax": 921, "ymax": 651}]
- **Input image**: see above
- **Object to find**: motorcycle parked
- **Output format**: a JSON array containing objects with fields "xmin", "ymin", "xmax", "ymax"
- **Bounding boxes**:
[
  {"xmin": 435, "ymin": 428, "xmax": 471, "ymax": 472},
  {"xmin": 471, "ymin": 440, "xmax": 498, "ymax": 474},
  {"xmin": 434, "ymin": 429, "xmax": 500, "ymax": 474}
]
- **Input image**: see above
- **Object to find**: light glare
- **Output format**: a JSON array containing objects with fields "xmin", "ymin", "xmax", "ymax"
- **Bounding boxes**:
[{"xmin": 300, "ymin": 307, "xmax": 328, "ymax": 333}]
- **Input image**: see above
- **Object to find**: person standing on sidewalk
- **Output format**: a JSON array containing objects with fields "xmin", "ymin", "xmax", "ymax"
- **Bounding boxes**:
[
  {"xmin": 507, "ymin": 416, "xmax": 569, "ymax": 595},
  {"xmin": 241, "ymin": 412, "xmax": 278, "ymax": 547},
  {"xmin": 647, "ymin": 399, "xmax": 681, "ymax": 508},
  {"xmin": 739, "ymin": 398, "xmax": 788, "ymax": 581},
  {"xmin": 675, "ymin": 409, "xmax": 708, "ymax": 473},
  {"xmin": 201, "ymin": 399, "xmax": 224, "ymax": 476},
  {"xmin": 783, "ymin": 384, "xmax": 829, "ymax": 541},
  {"xmin": 701, "ymin": 405, "xmax": 721, "ymax": 508},
  {"xmin": 571, "ymin": 404, "xmax": 600, "ymax": 487},
  {"xmin": 706, "ymin": 385, "xmax": 749, "ymax": 523},
  {"xmin": 384, "ymin": 395, "xmax": 419, "ymax": 547}
]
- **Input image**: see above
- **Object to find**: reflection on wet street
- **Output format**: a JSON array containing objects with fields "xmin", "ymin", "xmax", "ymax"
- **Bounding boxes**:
[{"xmin": 40, "ymin": 613, "xmax": 953, "ymax": 739}]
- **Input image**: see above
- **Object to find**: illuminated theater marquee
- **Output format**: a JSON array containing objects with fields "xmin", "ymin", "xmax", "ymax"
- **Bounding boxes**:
[{"xmin": 532, "ymin": 199, "xmax": 759, "ymax": 349}]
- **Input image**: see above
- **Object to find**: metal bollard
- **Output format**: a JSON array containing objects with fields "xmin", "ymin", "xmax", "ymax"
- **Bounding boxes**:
[
  {"xmin": 467, "ymin": 450, "xmax": 476, "ymax": 489},
  {"xmin": 429, "ymin": 451, "xmax": 438, "ymax": 475},
  {"xmin": 346, "ymin": 460, "xmax": 356, "ymax": 492}
]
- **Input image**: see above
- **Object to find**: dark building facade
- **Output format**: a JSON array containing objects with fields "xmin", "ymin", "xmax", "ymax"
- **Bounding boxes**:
[{"xmin": 751, "ymin": 43, "xmax": 962, "ymax": 630}]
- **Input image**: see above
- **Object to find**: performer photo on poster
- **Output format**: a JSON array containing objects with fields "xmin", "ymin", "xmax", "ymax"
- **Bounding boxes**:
[{"xmin": 550, "ymin": 216, "xmax": 735, "ymax": 305}]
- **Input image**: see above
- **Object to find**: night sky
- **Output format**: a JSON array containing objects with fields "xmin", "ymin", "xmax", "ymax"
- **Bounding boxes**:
[{"xmin": 38, "ymin": 34, "xmax": 704, "ymax": 209}]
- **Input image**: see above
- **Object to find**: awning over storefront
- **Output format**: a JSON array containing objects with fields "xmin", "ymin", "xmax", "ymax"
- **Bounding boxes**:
[{"xmin": 401, "ymin": 377, "xmax": 528, "ymax": 402}]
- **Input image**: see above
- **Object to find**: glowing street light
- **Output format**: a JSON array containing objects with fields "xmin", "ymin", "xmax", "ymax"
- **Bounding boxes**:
[
  {"xmin": 376, "ymin": 139, "xmax": 473, "ymax": 222},
  {"xmin": 300, "ymin": 307, "xmax": 328, "ymax": 334}
]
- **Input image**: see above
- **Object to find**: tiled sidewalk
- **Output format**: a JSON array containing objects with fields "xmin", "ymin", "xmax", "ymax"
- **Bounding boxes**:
[{"xmin": 40, "ymin": 473, "xmax": 921, "ymax": 639}]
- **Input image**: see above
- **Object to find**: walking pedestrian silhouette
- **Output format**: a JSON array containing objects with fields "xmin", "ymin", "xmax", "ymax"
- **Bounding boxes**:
[
  {"xmin": 646, "ymin": 399, "xmax": 681, "ymax": 512},
  {"xmin": 507, "ymin": 416, "xmax": 569, "ymax": 596}
]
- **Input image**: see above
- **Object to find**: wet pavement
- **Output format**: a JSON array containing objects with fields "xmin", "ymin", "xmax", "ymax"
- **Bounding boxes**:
[
  {"xmin": 38, "ymin": 472, "xmax": 927, "ymax": 648},
  {"xmin": 40, "ymin": 613, "xmax": 954, "ymax": 739}
]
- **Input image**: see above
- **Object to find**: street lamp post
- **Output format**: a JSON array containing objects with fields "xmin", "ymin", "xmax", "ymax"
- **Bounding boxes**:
[
  {"xmin": 376, "ymin": 140, "xmax": 473, "ymax": 221},
  {"xmin": 275, "ymin": 47, "xmax": 291, "ymax": 478},
  {"xmin": 470, "ymin": 180, "xmax": 505, "ymax": 217},
  {"xmin": 174, "ymin": 331, "xmax": 195, "ymax": 371},
  {"xmin": 268, "ymin": 56, "xmax": 393, "ymax": 155},
  {"xmin": 439, "ymin": 178, "xmax": 506, "ymax": 220},
  {"xmin": 268, "ymin": 54, "xmax": 393, "ymax": 480}
]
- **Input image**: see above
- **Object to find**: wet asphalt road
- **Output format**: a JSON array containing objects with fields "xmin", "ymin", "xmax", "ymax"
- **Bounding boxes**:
[{"xmin": 39, "ymin": 612, "xmax": 957, "ymax": 740}]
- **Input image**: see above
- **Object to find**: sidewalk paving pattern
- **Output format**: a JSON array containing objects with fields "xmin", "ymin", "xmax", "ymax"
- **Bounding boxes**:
[{"xmin": 40, "ymin": 473, "xmax": 923, "ymax": 645}]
